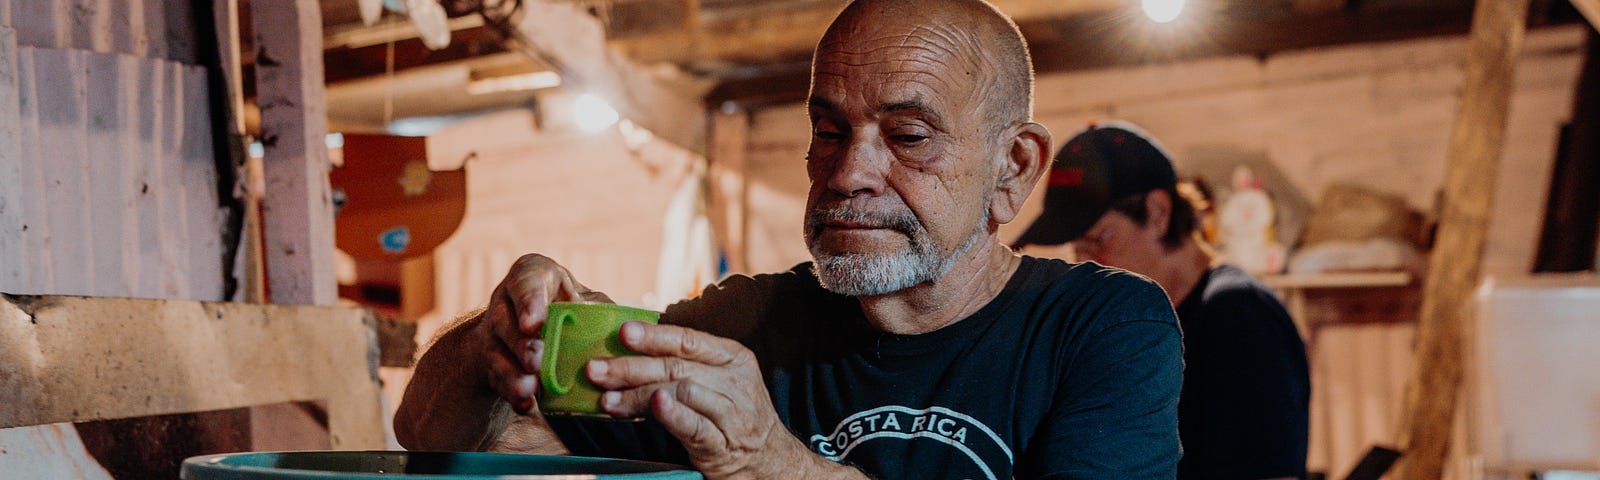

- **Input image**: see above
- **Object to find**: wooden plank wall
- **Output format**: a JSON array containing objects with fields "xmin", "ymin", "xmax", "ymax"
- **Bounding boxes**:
[{"xmin": 0, "ymin": 44, "xmax": 224, "ymax": 300}]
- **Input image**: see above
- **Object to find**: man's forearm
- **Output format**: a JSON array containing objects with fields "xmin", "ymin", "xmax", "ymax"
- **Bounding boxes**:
[{"xmin": 394, "ymin": 313, "xmax": 510, "ymax": 451}]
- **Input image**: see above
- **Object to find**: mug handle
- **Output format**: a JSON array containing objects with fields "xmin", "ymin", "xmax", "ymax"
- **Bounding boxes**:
[{"xmin": 539, "ymin": 309, "xmax": 575, "ymax": 395}]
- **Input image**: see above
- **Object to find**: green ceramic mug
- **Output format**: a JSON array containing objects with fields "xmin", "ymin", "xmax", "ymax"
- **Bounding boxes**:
[{"xmin": 539, "ymin": 302, "xmax": 660, "ymax": 418}]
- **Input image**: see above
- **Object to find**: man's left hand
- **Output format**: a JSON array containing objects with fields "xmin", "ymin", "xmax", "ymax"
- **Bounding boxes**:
[{"xmin": 585, "ymin": 322, "xmax": 855, "ymax": 480}]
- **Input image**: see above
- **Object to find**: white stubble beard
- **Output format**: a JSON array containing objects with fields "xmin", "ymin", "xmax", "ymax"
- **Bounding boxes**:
[{"xmin": 805, "ymin": 198, "xmax": 991, "ymax": 297}]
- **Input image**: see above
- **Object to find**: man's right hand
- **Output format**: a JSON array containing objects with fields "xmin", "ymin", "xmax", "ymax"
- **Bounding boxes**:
[
  {"xmin": 478, "ymin": 254, "xmax": 612, "ymax": 414},
  {"xmin": 395, "ymin": 253, "xmax": 605, "ymax": 452}
]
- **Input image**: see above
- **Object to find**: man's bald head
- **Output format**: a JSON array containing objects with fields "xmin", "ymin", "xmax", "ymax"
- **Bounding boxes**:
[{"xmin": 814, "ymin": 0, "xmax": 1034, "ymax": 134}]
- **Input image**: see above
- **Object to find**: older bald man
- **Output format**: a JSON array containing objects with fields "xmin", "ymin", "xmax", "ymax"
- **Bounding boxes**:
[{"xmin": 395, "ymin": 1, "xmax": 1183, "ymax": 478}]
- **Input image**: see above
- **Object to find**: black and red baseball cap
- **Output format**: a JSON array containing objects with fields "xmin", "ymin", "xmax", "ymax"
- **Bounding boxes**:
[{"xmin": 1014, "ymin": 120, "xmax": 1178, "ymax": 248}]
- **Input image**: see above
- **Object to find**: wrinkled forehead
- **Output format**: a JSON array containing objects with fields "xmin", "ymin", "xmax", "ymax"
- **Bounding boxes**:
[{"xmin": 809, "ymin": 20, "xmax": 988, "ymax": 109}]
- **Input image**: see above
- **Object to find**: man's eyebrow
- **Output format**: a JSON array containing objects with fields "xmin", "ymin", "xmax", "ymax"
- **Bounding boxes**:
[
  {"xmin": 808, "ymin": 97, "xmax": 837, "ymax": 113},
  {"xmin": 881, "ymin": 100, "xmax": 943, "ymax": 125}
]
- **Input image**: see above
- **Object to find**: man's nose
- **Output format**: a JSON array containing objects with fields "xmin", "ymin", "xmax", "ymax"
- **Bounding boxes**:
[{"xmin": 825, "ymin": 139, "xmax": 890, "ymax": 198}]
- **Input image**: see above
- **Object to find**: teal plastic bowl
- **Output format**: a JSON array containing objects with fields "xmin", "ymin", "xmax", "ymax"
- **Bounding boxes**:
[{"xmin": 181, "ymin": 451, "xmax": 704, "ymax": 479}]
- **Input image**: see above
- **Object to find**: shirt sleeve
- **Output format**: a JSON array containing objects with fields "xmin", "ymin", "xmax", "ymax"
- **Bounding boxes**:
[
  {"xmin": 1023, "ymin": 280, "xmax": 1185, "ymax": 479},
  {"xmin": 1184, "ymin": 287, "xmax": 1310, "ymax": 479}
]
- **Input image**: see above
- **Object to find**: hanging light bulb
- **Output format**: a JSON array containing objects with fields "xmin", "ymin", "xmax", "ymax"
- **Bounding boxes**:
[{"xmin": 1142, "ymin": 0, "xmax": 1185, "ymax": 23}]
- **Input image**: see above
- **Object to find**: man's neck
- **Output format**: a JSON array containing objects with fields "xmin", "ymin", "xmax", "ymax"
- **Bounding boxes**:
[
  {"xmin": 1149, "ymin": 237, "xmax": 1215, "ymax": 306},
  {"xmin": 854, "ymin": 236, "xmax": 1021, "ymax": 335}
]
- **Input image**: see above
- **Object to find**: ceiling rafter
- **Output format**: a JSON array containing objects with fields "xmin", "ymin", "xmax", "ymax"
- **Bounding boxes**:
[{"xmin": 610, "ymin": 0, "xmax": 1128, "ymax": 66}]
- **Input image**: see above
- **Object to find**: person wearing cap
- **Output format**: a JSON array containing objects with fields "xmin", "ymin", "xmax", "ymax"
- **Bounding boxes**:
[
  {"xmin": 1017, "ymin": 121, "xmax": 1310, "ymax": 480},
  {"xmin": 397, "ymin": 1, "xmax": 1186, "ymax": 478}
]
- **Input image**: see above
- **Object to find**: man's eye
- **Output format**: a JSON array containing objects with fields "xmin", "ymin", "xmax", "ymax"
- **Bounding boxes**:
[
  {"xmin": 891, "ymin": 134, "xmax": 927, "ymax": 144},
  {"xmin": 815, "ymin": 130, "xmax": 847, "ymax": 141}
]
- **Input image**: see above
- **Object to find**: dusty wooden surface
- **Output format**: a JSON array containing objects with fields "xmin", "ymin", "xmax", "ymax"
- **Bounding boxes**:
[
  {"xmin": 1395, "ymin": 0, "xmax": 1530, "ymax": 478},
  {"xmin": 0, "ymin": 295, "xmax": 385, "ymax": 449}
]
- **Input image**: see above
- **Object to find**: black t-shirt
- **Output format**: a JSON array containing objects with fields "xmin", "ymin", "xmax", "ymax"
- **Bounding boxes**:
[
  {"xmin": 1173, "ymin": 265, "xmax": 1310, "ymax": 480},
  {"xmin": 547, "ymin": 257, "xmax": 1183, "ymax": 479}
]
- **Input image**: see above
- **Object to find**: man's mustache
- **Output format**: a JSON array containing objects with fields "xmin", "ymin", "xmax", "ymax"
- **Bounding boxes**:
[{"xmin": 805, "ymin": 206, "xmax": 920, "ymax": 237}]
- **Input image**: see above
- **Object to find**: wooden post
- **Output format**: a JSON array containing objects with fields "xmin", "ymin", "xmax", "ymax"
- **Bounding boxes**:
[
  {"xmin": 1571, "ymin": 0, "xmax": 1600, "ymax": 32},
  {"xmin": 212, "ymin": 0, "xmax": 266, "ymax": 303},
  {"xmin": 1395, "ymin": 0, "xmax": 1528, "ymax": 478},
  {"xmin": 707, "ymin": 106, "xmax": 750, "ymax": 274},
  {"xmin": 251, "ymin": 0, "xmax": 336, "ymax": 305}
]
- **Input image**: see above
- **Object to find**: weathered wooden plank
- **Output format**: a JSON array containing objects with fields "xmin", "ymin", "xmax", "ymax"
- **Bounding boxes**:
[
  {"xmin": 252, "ymin": 0, "xmax": 337, "ymax": 306},
  {"xmin": 0, "ymin": 26, "xmax": 23, "ymax": 293},
  {"xmin": 0, "ymin": 294, "xmax": 386, "ymax": 449},
  {"xmin": 1394, "ymin": 0, "xmax": 1530, "ymax": 478}
]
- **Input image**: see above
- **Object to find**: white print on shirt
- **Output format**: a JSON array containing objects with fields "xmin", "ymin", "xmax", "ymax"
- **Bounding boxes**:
[{"xmin": 808, "ymin": 405, "xmax": 1012, "ymax": 480}]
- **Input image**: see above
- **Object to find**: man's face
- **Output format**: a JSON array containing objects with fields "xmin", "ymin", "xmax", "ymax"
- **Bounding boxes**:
[
  {"xmin": 1070, "ymin": 208, "xmax": 1167, "ymax": 278},
  {"xmin": 802, "ymin": 19, "xmax": 1001, "ymax": 297}
]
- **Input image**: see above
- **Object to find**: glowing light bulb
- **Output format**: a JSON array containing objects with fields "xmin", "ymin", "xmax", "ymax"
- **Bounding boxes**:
[
  {"xmin": 1142, "ymin": 0, "xmax": 1185, "ymax": 23},
  {"xmin": 574, "ymin": 94, "xmax": 619, "ymax": 133}
]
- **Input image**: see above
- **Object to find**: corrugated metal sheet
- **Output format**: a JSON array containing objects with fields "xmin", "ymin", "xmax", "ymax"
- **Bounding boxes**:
[
  {"xmin": 0, "ymin": 35, "xmax": 225, "ymax": 300},
  {"xmin": 0, "ymin": 0, "xmax": 197, "ymax": 63}
]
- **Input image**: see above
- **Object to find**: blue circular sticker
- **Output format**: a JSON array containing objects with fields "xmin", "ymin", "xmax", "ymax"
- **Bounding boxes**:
[{"xmin": 379, "ymin": 226, "xmax": 411, "ymax": 254}]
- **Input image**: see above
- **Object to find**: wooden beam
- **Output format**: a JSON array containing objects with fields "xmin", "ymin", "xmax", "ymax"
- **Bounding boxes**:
[
  {"xmin": 1573, "ymin": 0, "xmax": 1600, "ymax": 31},
  {"xmin": 708, "ymin": 3, "xmax": 1482, "ymax": 106},
  {"xmin": 0, "ymin": 295, "xmax": 385, "ymax": 449},
  {"xmin": 505, "ymin": 1, "xmax": 711, "ymax": 153},
  {"xmin": 613, "ymin": 0, "xmax": 1125, "ymax": 66},
  {"xmin": 323, "ymin": 15, "xmax": 486, "ymax": 50},
  {"xmin": 252, "ymin": 0, "xmax": 337, "ymax": 305},
  {"xmin": 243, "ymin": 26, "xmax": 511, "ymax": 99},
  {"xmin": 1394, "ymin": 0, "xmax": 1529, "ymax": 478},
  {"xmin": 1292, "ymin": 0, "xmax": 1348, "ymax": 14}
]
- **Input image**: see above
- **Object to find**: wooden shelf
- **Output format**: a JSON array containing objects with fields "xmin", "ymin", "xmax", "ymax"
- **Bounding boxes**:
[{"xmin": 1262, "ymin": 271, "xmax": 1413, "ymax": 290}]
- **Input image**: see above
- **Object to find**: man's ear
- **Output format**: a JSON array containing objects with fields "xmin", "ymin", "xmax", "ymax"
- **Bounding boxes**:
[
  {"xmin": 989, "ymin": 122, "xmax": 1052, "ymax": 225},
  {"xmin": 1144, "ymin": 189, "xmax": 1173, "ymax": 235}
]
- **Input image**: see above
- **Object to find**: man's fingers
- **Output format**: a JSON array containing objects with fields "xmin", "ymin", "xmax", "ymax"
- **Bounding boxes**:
[
  {"xmin": 617, "ymin": 322, "xmax": 746, "ymax": 366},
  {"xmin": 587, "ymin": 354, "xmax": 709, "ymax": 390},
  {"xmin": 599, "ymin": 381, "xmax": 737, "ymax": 448},
  {"xmin": 486, "ymin": 342, "xmax": 538, "ymax": 413},
  {"xmin": 651, "ymin": 387, "xmax": 731, "ymax": 455}
]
